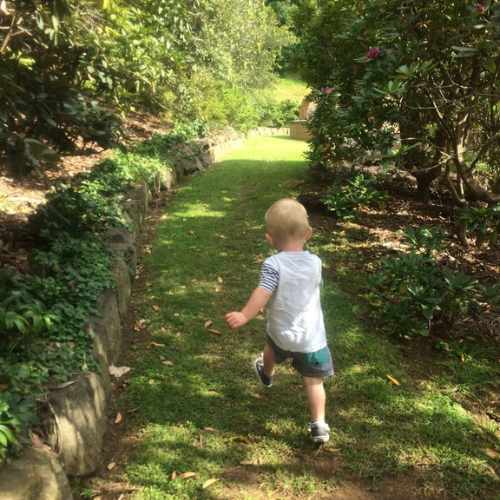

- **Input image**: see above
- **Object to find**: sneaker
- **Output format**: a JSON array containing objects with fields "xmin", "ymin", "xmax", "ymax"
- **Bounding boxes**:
[
  {"xmin": 309, "ymin": 422, "xmax": 330, "ymax": 443},
  {"xmin": 253, "ymin": 358, "xmax": 274, "ymax": 388}
]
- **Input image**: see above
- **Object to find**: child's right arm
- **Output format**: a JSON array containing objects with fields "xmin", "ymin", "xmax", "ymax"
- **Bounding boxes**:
[{"xmin": 225, "ymin": 286, "xmax": 272, "ymax": 329}]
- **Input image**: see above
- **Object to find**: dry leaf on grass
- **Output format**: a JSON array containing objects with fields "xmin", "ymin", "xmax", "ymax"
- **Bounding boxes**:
[
  {"xmin": 115, "ymin": 412, "xmax": 122, "ymax": 424},
  {"xmin": 161, "ymin": 360, "xmax": 174, "ymax": 366},
  {"xmin": 386, "ymin": 374, "xmax": 401, "ymax": 386},
  {"xmin": 203, "ymin": 478, "xmax": 219, "ymax": 489},
  {"xmin": 150, "ymin": 342, "xmax": 165, "ymax": 348},
  {"xmin": 107, "ymin": 462, "xmax": 116, "ymax": 470},
  {"xmin": 204, "ymin": 320, "xmax": 213, "ymax": 328},
  {"xmin": 208, "ymin": 329, "xmax": 221, "ymax": 335},
  {"xmin": 180, "ymin": 471, "xmax": 199, "ymax": 480},
  {"xmin": 484, "ymin": 448, "xmax": 499, "ymax": 458},
  {"xmin": 229, "ymin": 436, "xmax": 250, "ymax": 444}
]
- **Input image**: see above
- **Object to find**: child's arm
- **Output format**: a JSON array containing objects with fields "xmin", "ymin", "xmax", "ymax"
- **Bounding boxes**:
[{"xmin": 225, "ymin": 286, "xmax": 272, "ymax": 329}]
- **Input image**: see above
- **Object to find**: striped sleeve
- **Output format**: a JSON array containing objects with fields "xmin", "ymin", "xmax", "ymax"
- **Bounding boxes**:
[{"xmin": 258, "ymin": 262, "xmax": 279, "ymax": 292}]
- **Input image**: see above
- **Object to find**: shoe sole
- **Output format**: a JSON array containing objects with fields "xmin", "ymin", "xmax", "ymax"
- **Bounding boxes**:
[{"xmin": 311, "ymin": 435, "xmax": 329, "ymax": 443}]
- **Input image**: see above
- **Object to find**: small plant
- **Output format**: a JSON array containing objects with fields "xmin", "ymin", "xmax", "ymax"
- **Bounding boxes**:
[
  {"xmin": 322, "ymin": 170, "xmax": 387, "ymax": 221},
  {"xmin": 458, "ymin": 204, "xmax": 500, "ymax": 247},
  {"xmin": 397, "ymin": 225, "xmax": 447, "ymax": 254}
]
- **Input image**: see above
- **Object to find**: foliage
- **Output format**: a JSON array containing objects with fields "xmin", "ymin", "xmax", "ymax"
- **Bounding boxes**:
[
  {"xmin": 0, "ymin": 0, "xmax": 291, "ymax": 179},
  {"xmin": 0, "ymin": 0, "xmax": 124, "ymax": 178},
  {"xmin": 458, "ymin": 204, "xmax": 500, "ymax": 248},
  {"xmin": 360, "ymin": 226, "xmax": 497, "ymax": 337},
  {"xmin": 322, "ymin": 169, "xmax": 387, "ymax": 221},
  {"xmin": 293, "ymin": 0, "xmax": 500, "ymax": 213}
]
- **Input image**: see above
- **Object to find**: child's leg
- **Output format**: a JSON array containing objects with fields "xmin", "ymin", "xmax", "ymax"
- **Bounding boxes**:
[
  {"xmin": 262, "ymin": 341, "xmax": 276, "ymax": 377},
  {"xmin": 303, "ymin": 376, "xmax": 326, "ymax": 423}
]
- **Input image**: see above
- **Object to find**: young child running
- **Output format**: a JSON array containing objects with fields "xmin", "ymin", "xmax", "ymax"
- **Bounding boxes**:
[{"xmin": 225, "ymin": 198, "xmax": 334, "ymax": 443}]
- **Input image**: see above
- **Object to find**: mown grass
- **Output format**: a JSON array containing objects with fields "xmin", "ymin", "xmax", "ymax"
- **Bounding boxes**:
[
  {"xmin": 115, "ymin": 136, "xmax": 499, "ymax": 500},
  {"xmin": 272, "ymin": 72, "xmax": 310, "ymax": 104}
]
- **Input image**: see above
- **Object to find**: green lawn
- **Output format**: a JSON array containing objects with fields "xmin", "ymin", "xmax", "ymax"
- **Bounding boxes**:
[
  {"xmin": 272, "ymin": 72, "xmax": 310, "ymax": 103},
  {"xmin": 104, "ymin": 136, "xmax": 499, "ymax": 500}
]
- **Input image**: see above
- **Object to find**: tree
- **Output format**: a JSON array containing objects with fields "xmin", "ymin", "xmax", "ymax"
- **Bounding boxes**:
[{"xmin": 293, "ymin": 0, "xmax": 500, "ymax": 207}]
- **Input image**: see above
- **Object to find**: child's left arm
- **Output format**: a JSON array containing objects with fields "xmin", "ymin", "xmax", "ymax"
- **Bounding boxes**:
[{"xmin": 225, "ymin": 286, "xmax": 272, "ymax": 329}]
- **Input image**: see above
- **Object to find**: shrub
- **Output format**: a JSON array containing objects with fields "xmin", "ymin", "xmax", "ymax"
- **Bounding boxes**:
[
  {"xmin": 359, "ymin": 226, "xmax": 495, "ymax": 337},
  {"xmin": 322, "ymin": 169, "xmax": 387, "ymax": 221}
]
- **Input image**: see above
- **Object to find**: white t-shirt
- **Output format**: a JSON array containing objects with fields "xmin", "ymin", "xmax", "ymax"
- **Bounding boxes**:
[{"xmin": 258, "ymin": 251, "xmax": 327, "ymax": 353}]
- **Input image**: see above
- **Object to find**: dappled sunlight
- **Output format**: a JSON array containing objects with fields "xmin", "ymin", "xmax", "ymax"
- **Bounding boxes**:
[{"xmin": 104, "ymin": 136, "xmax": 499, "ymax": 500}]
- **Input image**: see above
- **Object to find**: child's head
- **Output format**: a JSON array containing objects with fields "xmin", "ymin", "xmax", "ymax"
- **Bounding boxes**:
[{"xmin": 265, "ymin": 199, "xmax": 311, "ymax": 243}]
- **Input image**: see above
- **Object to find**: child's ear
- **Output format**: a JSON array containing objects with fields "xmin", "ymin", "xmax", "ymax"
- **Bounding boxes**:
[{"xmin": 305, "ymin": 227, "xmax": 313, "ymax": 241}]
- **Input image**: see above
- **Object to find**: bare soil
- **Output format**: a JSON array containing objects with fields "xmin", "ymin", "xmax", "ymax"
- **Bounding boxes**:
[{"xmin": 1, "ymin": 117, "xmax": 499, "ymax": 499}]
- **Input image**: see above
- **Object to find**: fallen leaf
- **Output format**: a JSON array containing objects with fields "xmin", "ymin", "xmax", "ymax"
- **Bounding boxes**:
[
  {"xmin": 202, "ymin": 478, "xmax": 219, "ymax": 490},
  {"xmin": 109, "ymin": 365, "xmax": 131, "ymax": 378},
  {"xmin": 161, "ymin": 360, "xmax": 174, "ymax": 366},
  {"xmin": 191, "ymin": 278, "xmax": 198, "ymax": 283},
  {"xmin": 386, "ymin": 374, "xmax": 401, "ymax": 386},
  {"xmin": 107, "ymin": 462, "xmax": 116, "ymax": 470},
  {"xmin": 208, "ymin": 329, "xmax": 221, "ymax": 335},
  {"xmin": 204, "ymin": 320, "xmax": 213, "ymax": 328},
  {"xmin": 229, "ymin": 436, "xmax": 250, "ymax": 444},
  {"xmin": 48, "ymin": 380, "xmax": 77, "ymax": 390},
  {"xmin": 219, "ymin": 234, "xmax": 227, "ymax": 239},
  {"xmin": 118, "ymin": 495, "xmax": 126, "ymax": 500},
  {"xmin": 253, "ymin": 258, "xmax": 264, "ymax": 264},
  {"xmin": 115, "ymin": 412, "xmax": 122, "ymax": 424},
  {"xmin": 217, "ymin": 277, "xmax": 223, "ymax": 283},
  {"xmin": 484, "ymin": 448, "xmax": 500, "ymax": 458},
  {"xmin": 149, "ymin": 379, "xmax": 155, "ymax": 385},
  {"xmin": 150, "ymin": 342, "xmax": 165, "ymax": 348},
  {"xmin": 170, "ymin": 470, "xmax": 177, "ymax": 481},
  {"xmin": 181, "ymin": 471, "xmax": 199, "ymax": 480},
  {"xmin": 203, "ymin": 427, "xmax": 216, "ymax": 432},
  {"xmin": 214, "ymin": 286, "xmax": 221, "ymax": 293},
  {"xmin": 240, "ymin": 460, "xmax": 254, "ymax": 465},
  {"xmin": 30, "ymin": 431, "xmax": 49, "ymax": 450},
  {"xmin": 188, "ymin": 230, "xmax": 195, "ymax": 235},
  {"xmin": 460, "ymin": 353, "xmax": 465, "ymax": 362},
  {"xmin": 152, "ymin": 305, "xmax": 160, "ymax": 312}
]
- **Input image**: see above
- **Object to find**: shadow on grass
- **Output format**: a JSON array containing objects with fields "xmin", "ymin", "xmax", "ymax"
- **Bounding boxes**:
[{"xmin": 112, "ymin": 149, "xmax": 499, "ymax": 499}]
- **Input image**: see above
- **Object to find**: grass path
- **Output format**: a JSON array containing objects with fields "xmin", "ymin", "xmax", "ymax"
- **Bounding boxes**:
[{"xmin": 101, "ymin": 136, "xmax": 498, "ymax": 500}]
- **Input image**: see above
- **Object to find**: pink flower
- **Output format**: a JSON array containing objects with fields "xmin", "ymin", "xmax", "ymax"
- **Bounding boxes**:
[
  {"xmin": 475, "ymin": 4, "xmax": 485, "ymax": 12},
  {"xmin": 323, "ymin": 87, "xmax": 333, "ymax": 94},
  {"xmin": 366, "ymin": 47, "xmax": 381, "ymax": 59}
]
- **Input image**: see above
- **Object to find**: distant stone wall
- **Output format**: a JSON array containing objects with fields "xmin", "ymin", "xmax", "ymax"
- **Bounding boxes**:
[{"xmin": 0, "ymin": 125, "xmax": 290, "ymax": 500}]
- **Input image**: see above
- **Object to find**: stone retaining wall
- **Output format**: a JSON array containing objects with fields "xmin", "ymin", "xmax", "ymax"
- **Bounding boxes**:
[{"xmin": 0, "ymin": 126, "xmax": 290, "ymax": 500}]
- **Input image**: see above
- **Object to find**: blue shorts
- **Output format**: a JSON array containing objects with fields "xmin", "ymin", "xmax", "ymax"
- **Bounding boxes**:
[{"xmin": 266, "ymin": 335, "xmax": 334, "ymax": 378}]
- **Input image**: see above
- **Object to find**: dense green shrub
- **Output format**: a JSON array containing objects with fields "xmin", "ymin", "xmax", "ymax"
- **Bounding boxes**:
[
  {"xmin": 322, "ymin": 169, "xmax": 387, "ymax": 221},
  {"xmin": 0, "ymin": 131, "xmax": 182, "ymax": 463},
  {"xmin": 360, "ymin": 226, "xmax": 497, "ymax": 337}
]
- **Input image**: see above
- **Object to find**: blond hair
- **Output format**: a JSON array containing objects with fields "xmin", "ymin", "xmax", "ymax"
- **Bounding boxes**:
[{"xmin": 265, "ymin": 199, "xmax": 311, "ymax": 241}]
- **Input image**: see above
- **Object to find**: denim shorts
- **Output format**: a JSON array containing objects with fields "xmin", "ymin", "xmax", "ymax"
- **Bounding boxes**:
[{"xmin": 266, "ymin": 335, "xmax": 334, "ymax": 378}]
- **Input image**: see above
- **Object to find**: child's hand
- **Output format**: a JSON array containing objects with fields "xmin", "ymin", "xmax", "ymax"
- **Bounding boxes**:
[{"xmin": 225, "ymin": 311, "xmax": 248, "ymax": 329}]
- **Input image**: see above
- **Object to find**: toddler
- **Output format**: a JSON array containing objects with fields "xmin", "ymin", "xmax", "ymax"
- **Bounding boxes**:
[{"xmin": 225, "ymin": 198, "xmax": 333, "ymax": 443}]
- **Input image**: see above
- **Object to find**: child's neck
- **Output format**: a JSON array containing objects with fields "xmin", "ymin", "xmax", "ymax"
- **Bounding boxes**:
[{"xmin": 277, "ymin": 240, "xmax": 306, "ymax": 252}]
